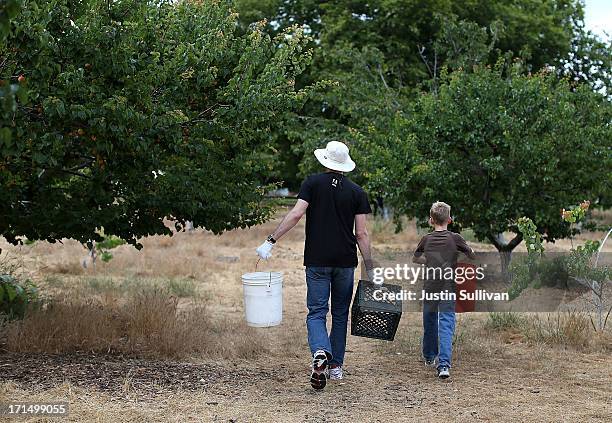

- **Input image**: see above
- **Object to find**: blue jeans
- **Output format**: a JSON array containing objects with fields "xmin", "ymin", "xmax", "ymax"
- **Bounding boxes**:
[
  {"xmin": 422, "ymin": 297, "xmax": 456, "ymax": 368},
  {"xmin": 306, "ymin": 267, "xmax": 355, "ymax": 366}
]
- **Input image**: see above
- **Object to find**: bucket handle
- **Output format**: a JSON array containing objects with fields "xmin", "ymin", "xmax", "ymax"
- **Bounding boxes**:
[{"xmin": 255, "ymin": 259, "xmax": 273, "ymax": 290}]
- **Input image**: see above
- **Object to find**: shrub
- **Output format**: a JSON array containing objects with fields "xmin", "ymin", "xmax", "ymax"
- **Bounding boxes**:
[
  {"xmin": 538, "ymin": 255, "xmax": 571, "ymax": 288},
  {"xmin": 0, "ymin": 274, "xmax": 40, "ymax": 319},
  {"xmin": 487, "ymin": 311, "xmax": 598, "ymax": 350},
  {"xmin": 486, "ymin": 312, "xmax": 526, "ymax": 330},
  {"xmin": 511, "ymin": 202, "xmax": 612, "ymax": 331},
  {"xmin": 166, "ymin": 278, "xmax": 197, "ymax": 298},
  {"xmin": 524, "ymin": 312, "xmax": 592, "ymax": 348}
]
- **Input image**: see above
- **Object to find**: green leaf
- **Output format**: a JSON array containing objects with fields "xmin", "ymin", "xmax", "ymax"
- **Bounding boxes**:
[
  {"xmin": 0, "ymin": 127, "xmax": 11, "ymax": 146},
  {"xmin": 5, "ymin": 284, "xmax": 16, "ymax": 302},
  {"xmin": 16, "ymin": 87, "xmax": 28, "ymax": 104},
  {"xmin": 100, "ymin": 251, "xmax": 113, "ymax": 262}
]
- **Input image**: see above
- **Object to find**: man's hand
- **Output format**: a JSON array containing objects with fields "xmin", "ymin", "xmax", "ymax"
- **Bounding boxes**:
[
  {"xmin": 369, "ymin": 268, "xmax": 385, "ymax": 286},
  {"xmin": 256, "ymin": 240, "xmax": 274, "ymax": 260},
  {"xmin": 363, "ymin": 259, "xmax": 383, "ymax": 285},
  {"xmin": 367, "ymin": 268, "xmax": 379, "ymax": 285}
]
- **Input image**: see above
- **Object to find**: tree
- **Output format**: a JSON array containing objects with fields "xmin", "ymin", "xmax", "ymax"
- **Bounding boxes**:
[
  {"xmin": 376, "ymin": 65, "xmax": 612, "ymax": 273},
  {"xmin": 0, "ymin": 0, "xmax": 317, "ymax": 246},
  {"xmin": 233, "ymin": 0, "xmax": 587, "ymax": 190},
  {"xmin": 0, "ymin": 0, "xmax": 24, "ymax": 137},
  {"xmin": 559, "ymin": 24, "xmax": 612, "ymax": 100},
  {"xmin": 237, "ymin": 0, "xmax": 582, "ymax": 89}
]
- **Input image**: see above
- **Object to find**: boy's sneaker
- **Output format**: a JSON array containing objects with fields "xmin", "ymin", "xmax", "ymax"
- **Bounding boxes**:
[
  {"xmin": 424, "ymin": 357, "xmax": 437, "ymax": 368},
  {"xmin": 437, "ymin": 366, "xmax": 450, "ymax": 379},
  {"xmin": 310, "ymin": 350, "xmax": 329, "ymax": 390},
  {"xmin": 329, "ymin": 365, "xmax": 343, "ymax": 380}
]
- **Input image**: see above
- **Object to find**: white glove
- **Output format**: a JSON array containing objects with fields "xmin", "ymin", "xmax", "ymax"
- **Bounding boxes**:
[{"xmin": 256, "ymin": 240, "xmax": 274, "ymax": 260}]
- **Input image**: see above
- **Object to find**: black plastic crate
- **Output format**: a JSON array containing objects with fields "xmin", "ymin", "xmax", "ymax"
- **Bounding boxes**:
[{"xmin": 350, "ymin": 280, "xmax": 403, "ymax": 341}]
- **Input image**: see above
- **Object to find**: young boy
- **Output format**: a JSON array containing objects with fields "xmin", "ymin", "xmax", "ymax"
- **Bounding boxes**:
[{"xmin": 412, "ymin": 201, "xmax": 475, "ymax": 379}]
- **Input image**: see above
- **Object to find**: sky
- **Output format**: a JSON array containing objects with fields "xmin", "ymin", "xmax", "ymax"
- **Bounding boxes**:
[{"xmin": 584, "ymin": 0, "xmax": 612, "ymax": 39}]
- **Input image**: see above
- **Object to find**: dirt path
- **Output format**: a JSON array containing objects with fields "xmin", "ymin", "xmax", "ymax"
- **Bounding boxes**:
[{"xmin": 2, "ymin": 323, "xmax": 611, "ymax": 422}]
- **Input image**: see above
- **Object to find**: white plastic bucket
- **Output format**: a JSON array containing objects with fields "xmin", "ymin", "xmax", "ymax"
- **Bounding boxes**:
[{"xmin": 241, "ymin": 271, "xmax": 283, "ymax": 327}]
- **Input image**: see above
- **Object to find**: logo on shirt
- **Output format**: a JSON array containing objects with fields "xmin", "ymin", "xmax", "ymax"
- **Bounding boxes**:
[{"xmin": 331, "ymin": 178, "xmax": 338, "ymax": 187}]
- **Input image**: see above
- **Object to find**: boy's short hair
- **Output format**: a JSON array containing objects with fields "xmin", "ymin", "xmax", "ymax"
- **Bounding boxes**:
[{"xmin": 430, "ymin": 201, "xmax": 451, "ymax": 225}]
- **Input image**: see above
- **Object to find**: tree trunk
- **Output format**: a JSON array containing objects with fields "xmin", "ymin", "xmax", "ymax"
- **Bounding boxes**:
[
  {"xmin": 499, "ymin": 250, "xmax": 512, "ymax": 281},
  {"xmin": 487, "ymin": 232, "xmax": 523, "ymax": 282}
]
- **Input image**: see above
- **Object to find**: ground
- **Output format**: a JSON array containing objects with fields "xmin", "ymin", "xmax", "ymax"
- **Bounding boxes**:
[{"xmin": 1, "ymin": 215, "xmax": 611, "ymax": 422}]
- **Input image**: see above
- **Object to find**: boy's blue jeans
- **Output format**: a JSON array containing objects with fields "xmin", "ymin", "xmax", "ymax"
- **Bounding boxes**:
[
  {"xmin": 422, "ymin": 296, "xmax": 456, "ymax": 368},
  {"xmin": 305, "ymin": 267, "xmax": 354, "ymax": 366}
]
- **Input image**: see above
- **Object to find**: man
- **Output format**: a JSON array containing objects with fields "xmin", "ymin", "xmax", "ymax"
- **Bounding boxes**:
[{"xmin": 256, "ymin": 141, "xmax": 373, "ymax": 390}]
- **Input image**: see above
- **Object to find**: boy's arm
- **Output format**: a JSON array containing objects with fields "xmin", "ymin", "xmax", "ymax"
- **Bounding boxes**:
[
  {"xmin": 454, "ymin": 234, "xmax": 476, "ymax": 259},
  {"xmin": 412, "ymin": 236, "xmax": 427, "ymax": 264}
]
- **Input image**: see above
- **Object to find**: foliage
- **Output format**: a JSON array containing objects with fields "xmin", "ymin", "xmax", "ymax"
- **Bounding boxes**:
[
  {"xmin": 0, "ymin": 0, "xmax": 21, "ymax": 38},
  {"xmin": 376, "ymin": 65, "xmax": 611, "ymax": 255},
  {"xmin": 240, "ymin": 0, "xmax": 580, "ymax": 87},
  {"xmin": 0, "ymin": 0, "xmax": 24, "ymax": 152},
  {"xmin": 507, "ymin": 217, "xmax": 575, "ymax": 297},
  {"xmin": 234, "ymin": 1, "xmax": 592, "ymax": 193},
  {"xmin": 0, "ymin": 0, "xmax": 317, "ymax": 246},
  {"xmin": 559, "ymin": 22, "xmax": 612, "ymax": 99},
  {"xmin": 561, "ymin": 200, "xmax": 591, "ymax": 224},
  {"xmin": 95, "ymin": 234, "xmax": 126, "ymax": 263},
  {"xmin": 0, "ymin": 273, "xmax": 39, "ymax": 319},
  {"xmin": 508, "ymin": 217, "xmax": 544, "ymax": 299},
  {"xmin": 518, "ymin": 217, "xmax": 544, "ymax": 256},
  {"xmin": 510, "ymin": 202, "xmax": 611, "ymax": 330}
]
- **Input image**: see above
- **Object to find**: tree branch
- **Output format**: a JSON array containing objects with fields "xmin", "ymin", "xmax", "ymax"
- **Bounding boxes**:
[{"xmin": 487, "ymin": 232, "xmax": 523, "ymax": 251}]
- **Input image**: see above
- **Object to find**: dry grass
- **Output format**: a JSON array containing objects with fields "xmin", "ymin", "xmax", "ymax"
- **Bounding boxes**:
[
  {"xmin": 4, "ymin": 289, "xmax": 268, "ymax": 359},
  {"xmin": 80, "ymin": 275, "xmax": 199, "ymax": 298},
  {"xmin": 487, "ymin": 311, "xmax": 527, "ymax": 330},
  {"xmin": 486, "ymin": 311, "xmax": 612, "ymax": 352},
  {"xmin": 47, "ymin": 260, "xmax": 85, "ymax": 275},
  {"xmin": 523, "ymin": 311, "xmax": 594, "ymax": 349}
]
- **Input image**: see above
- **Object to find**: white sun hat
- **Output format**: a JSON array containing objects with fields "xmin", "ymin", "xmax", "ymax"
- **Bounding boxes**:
[{"xmin": 314, "ymin": 141, "xmax": 356, "ymax": 172}]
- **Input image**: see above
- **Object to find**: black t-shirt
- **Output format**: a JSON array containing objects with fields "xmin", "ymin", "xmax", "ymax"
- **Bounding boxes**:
[{"xmin": 297, "ymin": 172, "xmax": 372, "ymax": 267}]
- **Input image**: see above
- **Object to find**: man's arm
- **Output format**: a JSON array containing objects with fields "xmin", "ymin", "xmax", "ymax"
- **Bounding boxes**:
[
  {"xmin": 355, "ymin": 214, "xmax": 373, "ymax": 270},
  {"xmin": 256, "ymin": 199, "xmax": 308, "ymax": 260},
  {"xmin": 270, "ymin": 199, "xmax": 309, "ymax": 241}
]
